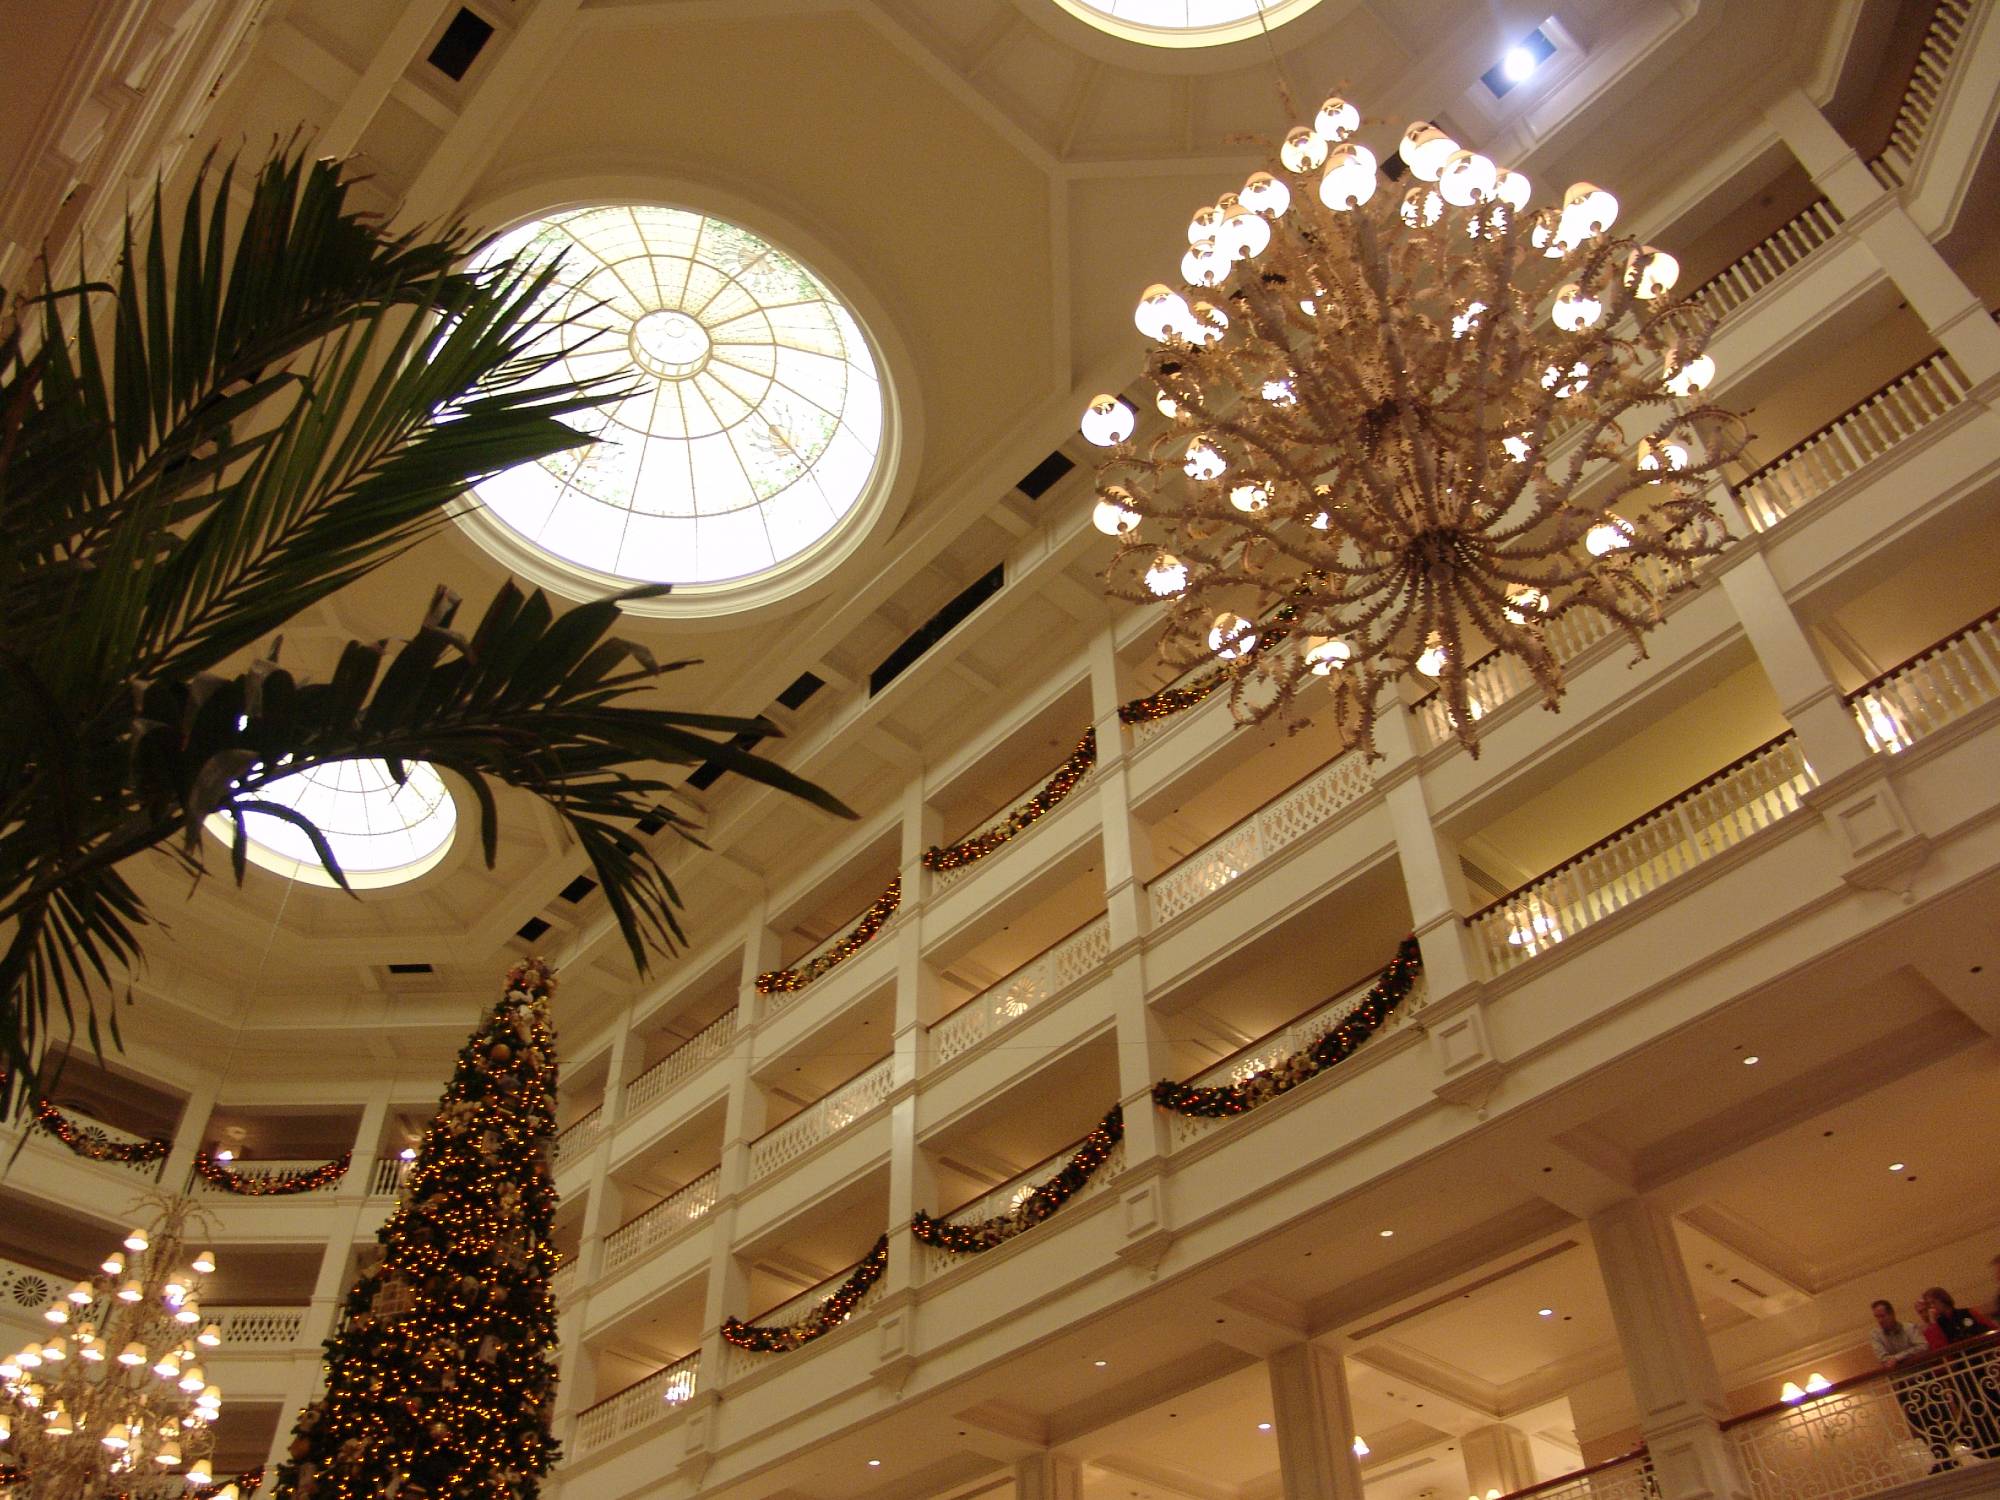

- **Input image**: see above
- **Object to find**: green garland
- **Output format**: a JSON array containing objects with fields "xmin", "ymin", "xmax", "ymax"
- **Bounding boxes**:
[
  {"xmin": 31, "ymin": 1097, "xmax": 170, "ymax": 1164},
  {"xmin": 194, "ymin": 1148, "xmax": 350, "ymax": 1196},
  {"xmin": 923, "ymin": 732, "xmax": 1098, "ymax": 872},
  {"xmin": 754, "ymin": 877, "xmax": 901, "ymax": 996},
  {"xmin": 722, "ymin": 1236, "xmax": 890, "ymax": 1352},
  {"xmin": 1152, "ymin": 937, "xmax": 1422, "ymax": 1118},
  {"xmin": 1118, "ymin": 668, "xmax": 1227, "ymax": 725},
  {"xmin": 912, "ymin": 1106, "xmax": 1123, "ymax": 1256}
]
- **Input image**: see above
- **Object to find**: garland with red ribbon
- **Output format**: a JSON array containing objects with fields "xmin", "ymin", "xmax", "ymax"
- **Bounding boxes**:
[
  {"xmin": 193, "ymin": 1148, "xmax": 351, "ymax": 1196},
  {"xmin": 912, "ymin": 1106, "xmax": 1123, "ymax": 1256},
  {"xmin": 754, "ymin": 877, "xmax": 901, "ymax": 996},
  {"xmin": 923, "ymin": 732, "xmax": 1099, "ymax": 873},
  {"xmin": 1151, "ymin": 937, "xmax": 1421, "ymax": 1118},
  {"xmin": 31, "ymin": 1097, "xmax": 170, "ymax": 1164},
  {"xmin": 722, "ymin": 1235, "xmax": 890, "ymax": 1352}
]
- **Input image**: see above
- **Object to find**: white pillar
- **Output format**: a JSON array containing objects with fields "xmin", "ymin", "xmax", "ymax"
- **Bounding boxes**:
[
  {"xmin": 1588, "ymin": 1200, "xmax": 1750, "ymax": 1500},
  {"xmin": 1714, "ymin": 548, "xmax": 1872, "ymax": 786},
  {"xmin": 1766, "ymin": 89, "xmax": 2000, "ymax": 383},
  {"xmin": 1016, "ymin": 1451, "xmax": 1083, "ymax": 1500},
  {"xmin": 1266, "ymin": 1342, "xmax": 1367, "ymax": 1500},
  {"xmin": 1463, "ymin": 1422, "xmax": 1538, "ymax": 1499},
  {"xmin": 1374, "ymin": 708, "xmax": 1482, "ymax": 998}
]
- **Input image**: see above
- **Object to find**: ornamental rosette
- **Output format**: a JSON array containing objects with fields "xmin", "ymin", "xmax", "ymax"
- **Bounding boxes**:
[{"xmin": 1083, "ymin": 101, "xmax": 1745, "ymax": 757}]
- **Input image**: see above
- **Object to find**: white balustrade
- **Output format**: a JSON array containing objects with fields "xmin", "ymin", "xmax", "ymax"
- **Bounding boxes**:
[
  {"xmin": 553, "ymin": 1262, "xmax": 577, "ymax": 1305},
  {"xmin": 1850, "ymin": 607, "xmax": 2000, "ymax": 753},
  {"xmin": 1690, "ymin": 199, "xmax": 1842, "ymax": 322},
  {"xmin": 573, "ymin": 1350, "xmax": 701, "ymax": 1453},
  {"xmin": 1733, "ymin": 351, "xmax": 1972, "ymax": 532},
  {"xmin": 1167, "ymin": 968, "xmax": 1428, "ymax": 1148},
  {"xmin": 189, "ymin": 1157, "xmax": 346, "ymax": 1195},
  {"xmin": 623, "ymin": 1008, "xmax": 738, "ymax": 1119},
  {"xmin": 926, "ymin": 917, "xmax": 1111, "ymax": 1067},
  {"xmin": 762, "ymin": 910, "xmax": 900, "ymax": 1019},
  {"xmin": 212, "ymin": 1304, "xmax": 308, "ymax": 1346},
  {"xmin": 1869, "ymin": 0, "xmax": 1975, "ymax": 186},
  {"xmin": 1497, "ymin": 1451, "xmax": 1658, "ymax": 1500},
  {"xmin": 933, "ymin": 764, "xmax": 1097, "ymax": 893},
  {"xmin": 553, "ymin": 1104, "xmax": 606, "ymax": 1167},
  {"xmin": 17, "ymin": 1110, "xmax": 169, "ymax": 1179},
  {"xmin": 920, "ymin": 1135, "xmax": 1126, "ymax": 1278},
  {"xmin": 1473, "ymin": 735, "xmax": 1814, "ymax": 974},
  {"xmin": 602, "ymin": 1168, "xmax": 720, "ymax": 1271},
  {"xmin": 746, "ymin": 1057, "xmax": 895, "ymax": 1182},
  {"xmin": 1726, "ymin": 1343, "xmax": 2000, "ymax": 1500},
  {"xmin": 370, "ymin": 1155, "xmax": 413, "ymax": 1196},
  {"xmin": 1147, "ymin": 752, "xmax": 1374, "ymax": 926}
]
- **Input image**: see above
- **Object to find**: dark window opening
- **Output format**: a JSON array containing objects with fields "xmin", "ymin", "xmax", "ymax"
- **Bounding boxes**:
[
  {"xmin": 516, "ymin": 916, "xmax": 551, "ymax": 942},
  {"xmin": 869, "ymin": 564, "xmax": 1005, "ymax": 696},
  {"xmin": 427, "ymin": 8, "xmax": 496, "ymax": 80},
  {"xmin": 776, "ymin": 671, "xmax": 826, "ymax": 711},
  {"xmin": 387, "ymin": 962, "xmax": 434, "ymax": 975},
  {"xmin": 558, "ymin": 875, "xmax": 598, "ymax": 904},
  {"xmin": 1015, "ymin": 450, "xmax": 1075, "ymax": 500}
]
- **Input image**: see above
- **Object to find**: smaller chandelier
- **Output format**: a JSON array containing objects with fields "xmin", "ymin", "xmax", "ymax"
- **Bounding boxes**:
[
  {"xmin": 0, "ymin": 1192, "xmax": 225, "ymax": 1495},
  {"xmin": 1082, "ymin": 99, "xmax": 1743, "ymax": 756}
]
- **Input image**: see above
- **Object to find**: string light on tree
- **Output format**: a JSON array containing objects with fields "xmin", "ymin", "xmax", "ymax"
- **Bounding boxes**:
[{"xmin": 1082, "ymin": 95, "xmax": 1743, "ymax": 757}]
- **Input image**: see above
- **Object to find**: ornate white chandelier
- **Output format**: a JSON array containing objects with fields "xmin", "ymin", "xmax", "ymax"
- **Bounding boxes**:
[
  {"xmin": 0, "ymin": 1193, "xmax": 229, "ymax": 1496},
  {"xmin": 1081, "ymin": 98, "xmax": 1742, "ymax": 756}
]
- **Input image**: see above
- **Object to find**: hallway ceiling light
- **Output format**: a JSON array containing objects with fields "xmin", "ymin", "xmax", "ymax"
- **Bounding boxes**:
[
  {"xmin": 1083, "ymin": 94, "xmax": 1737, "ymax": 758},
  {"xmin": 1742, "ymin": 1054, "xmax": 1760, "ymax": 1066},
  {"xmin": 1379, "ymin": 1229, "xmax": 1395, "ymax": 1238},
  {"xmin": 1888, "ymin": 1161, "xmax": 1905, "ymax": 1172},
  {"xmin": 1538, "ymin": 1307, "xmax": 1555, "ymax": 1317},
  {"xmin": 1351, "ymin": 1433, "xmax": 1366, "ymax": 1453}
]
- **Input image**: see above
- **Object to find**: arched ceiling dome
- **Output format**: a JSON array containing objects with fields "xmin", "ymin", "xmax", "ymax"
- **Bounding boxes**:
[
  {"xmin": 1048, "ymin": 0, "xmax": 1323, "ymax": 48},
  {"xmin": 207, "ymin": 760, "xmax": 458, "ymax": 890},
  {"xmin": 464, "ymin": 205, "xmax": 885, "ymax": 592}
]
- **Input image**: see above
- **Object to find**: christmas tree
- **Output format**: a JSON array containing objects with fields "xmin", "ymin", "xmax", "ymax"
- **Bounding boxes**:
[{"xmin": 274, "ymin": 959, "xmax": 563, "ymax": 1500}]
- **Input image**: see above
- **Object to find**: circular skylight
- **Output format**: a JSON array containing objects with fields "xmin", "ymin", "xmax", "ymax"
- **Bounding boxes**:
[
  {"xmin": 206, "ymin": 760, "xmax": 458, "ymax": 890},
  {"xmin": 464, "ymin": 205, "xmax": 885, "ymax": 589},
  {"xmin": 1051, "ymin": 0, "xmax": 1322, "ymax": 45}
]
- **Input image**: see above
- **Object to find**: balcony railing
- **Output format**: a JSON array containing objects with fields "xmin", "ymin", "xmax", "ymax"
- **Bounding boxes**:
[
  {"xmin": 554, "ymin": 1104, "xmax": 607, "ymax": 1167},
  {"xmin": 211, "ymin": 1305, "xmax": 310, "ymax": 1347},
  {"xmin": 1148, "ymin": 750, "xmax": 1375, "ymax": 927},
  {"xmin": 1849, "ymin": 605, "xmax": 2000, "ymax": 754},
  {"xmin": 1472, "ymin": 734, "xmax": 1814, "ymax": 974},
  {"xmin": 370, "ymin": 1155, "xmax": 413, "ymax": 1196},
  {"xmin": 933, "ymin": 761, "xmax": 1098, "ymax": 893},
  {"xmin": 602, "ymin": 1168, "xmax": 719, "ymax": 1273},
  {"xmin": 624, "ymin": 1008, "xmax": 738, "ymax": 1120},
  {"xmin": 188, "ymin": 1157, "xmax": 345, "ymax": 1195},
  {"xmin": 1166, "ymin": 964, "xmax": 1430, "ymax": 1148},
  {"xmin": 19, "ymin": 1109, "xmax": 169, "ymax": 1180},
  {"xmin": 927, "ymin": 916, "xmax": 1111, "ymax": 1068},
  {"xmin": 747, "ymin": 1056, "xmax": 895, "ymax": 1182},
  {"xmin": 573, "ymin": 1349, "xmax": 701, "ymax": 1454},
  {"xmin": 1494, "ymin": 1449, "xmax": 1658, "ymax": 1500},
  {"xmin": 1690, "ymin": 197, "xmax": 1844, "ymax": 323},
  {"xmin": 919, "ymin": 1131, "xmax": 1127, "ymax": 1277},
  {"xmin": 1724, "ymin": 1339, "xmax": 2000, "ymax": 1500},
  {"xmin": 1732, "ymin": 349, "xmax": 1972, "ymax": 532},
  {"xmin": 1869, "ymin": 0, "xmax": 1977, "ymax": 187},
  {"xmin": 553, "ymin": 1261, "xmax": 578, "ymax": 1305}
]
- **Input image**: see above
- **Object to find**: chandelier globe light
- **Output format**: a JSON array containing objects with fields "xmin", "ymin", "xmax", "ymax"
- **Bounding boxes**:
[
  {"xmin": 1080, "ymin": 95, "xmax": 1743, "ymax": 755},
  {"xmin": 0, "ymin": 1193, "xmax": 226, "ymax": 1497}
]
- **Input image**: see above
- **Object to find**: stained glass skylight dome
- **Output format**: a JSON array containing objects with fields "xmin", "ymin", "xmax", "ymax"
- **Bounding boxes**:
[
  {"xmin": 464, "ymin": 205, "xmax": 886, "ymax": 590},
  {"xmin": 1052, "ymin": 0, "xmax": 1322, "ymax": 46},
  {"xmin": 206, "ymin": 760, "xmax": 458, "ymax": 890}
]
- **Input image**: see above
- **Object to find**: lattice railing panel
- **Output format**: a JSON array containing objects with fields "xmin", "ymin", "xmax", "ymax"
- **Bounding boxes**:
[
  {"xmin": 573, "ymin": 1351, "xmax": 701, "ymax": 1453},
  {"xmin": 624, "ymin": 1008, "xmax": 738, "ymax": 1119},
  {"xmin": 927, "ymin": 916, "xmax": 1111, "ymax": 1067},
  {"xmin": 747, "ymin": 1057, "xmax": 894, "ymax": 1181},
  {"xmin": 603, "ymin": 1169, "xmax": 720, "ymax": 1271}
]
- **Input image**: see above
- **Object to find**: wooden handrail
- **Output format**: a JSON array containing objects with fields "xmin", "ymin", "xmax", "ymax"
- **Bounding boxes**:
[
  {"xmin": 1734, "ymin": 348, "xmax": 1951, "ymax": 486},
  {"xmin": 1469, "ymin": 732, "xmax": 1798, "ymax": 917},
  {"xmin": 608, "ymin": 1166, "xmax": 718, "ymax": 1237},
  {"xmin": 745, "ymin": 1255, "xmax": 870, "ymax": 1325},
  {"xmin": 1175, "ymin": 951, "xmax": 1398, "ymax": 1088},
  {"xmin": 1491, "ymin": 1445, "xmax": 1652, "ymax": 1500},
  {"xmin": 578, "ymin": 1352, "xmax": 699, "ymax": 1416},
  {"xmin": 1844, "ymin": 602, "xmax": 2000, "ymax": 703},
  {"xmin": 1719, "ymin": 1331, "xmax": 2000, "ymax": 1430}
]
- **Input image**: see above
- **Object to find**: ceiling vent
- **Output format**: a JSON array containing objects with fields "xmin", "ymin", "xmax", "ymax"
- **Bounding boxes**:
[{"xmin": 386, "ymin": 962, "xmax": 434, "ymax": 975}]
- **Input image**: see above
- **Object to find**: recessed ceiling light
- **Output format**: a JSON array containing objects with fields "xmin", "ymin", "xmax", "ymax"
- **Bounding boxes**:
[
  {"xmin": 1379, "ymin": 1229, "xmax": 1395, "ymax": 1238},
  {"xmin": 1501, "ymin": 46, "xmax": 1538, "ymax": 82},
  {"xmin": 1258, "ymin": 1422, "xmax": 1273, "ymax": 1432},
  {"xmin": 1481, "ymin": 27, "xmax": 1558, "ymax": 98},
  {"xmin": 1094, "ymin": 1359, "xmax": 1108, "ymax": 1368},
  {"xmin": 1889, "ymin": 1162, "xmax": 1906, "ymax": 1172},
  {"xmin": 1538, "ymin": 1307, "xmax": 1555, "ymax": 1317},
  {"xmin": 1742, "ymin": 1054, "xmax": 1761, "ymax": 1066},
  {"xmin": 868, "ymin": 1459, "xmax": 882, "ymax": 1468}
]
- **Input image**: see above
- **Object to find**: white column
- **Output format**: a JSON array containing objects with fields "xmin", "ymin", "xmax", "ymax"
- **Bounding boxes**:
[
  {"xmin": 1765, "ymin": 89, "xmax": 2000, "ymax": 384},
  {"xmin": 1463, "ymin": 1422, "xmax": 1538, "ymax": 1499},
  {"xmin": 336, "ymin": 1085, "xmax": 393, "ymax": 1207},
  {"xmin": 1266, "ymin": 1342, "xmax": 1367, "ymax": 1500},
  {"xmin": 1015, "ymin": 1451, "xmax": 1083, "ymax": 1500},
  {"xmin": 1714, "ymin": 548, "xmax": 1872, "ymax": 786},
  {"xmin": 1588, "ymin": 1200, "xmax": 1750, "ymax": 1500},
  {"xmin": 1087, "ymin": 626, "xmax": 1150, "ymax": 951},
  {"xmin": 162, "ymin": 1069, "xmax": 221, "ymax": 1190},
  {"xmin": 1374, "ymin": 708, "xmax": 1482, "ymax": 998}
]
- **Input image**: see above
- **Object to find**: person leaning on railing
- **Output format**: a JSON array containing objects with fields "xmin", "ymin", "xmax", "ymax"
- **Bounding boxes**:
[
  {"xmin": 1873, "ymin": 1299, "xmax": 1954, "ymax": 1470},
  {"xmin": 1916, "ymin": 1287, "xmax": 2000, "ymax": 1461}
]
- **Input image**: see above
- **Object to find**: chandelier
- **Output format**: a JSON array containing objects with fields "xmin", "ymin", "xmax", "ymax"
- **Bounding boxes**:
[
  {"xmin": 1080, "ymin": 98, "xmax": 1743, "ymax": 756},
  {"xmin": 0, "ymin": 1193, "xmax": 230, "ymax": 1498}
]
